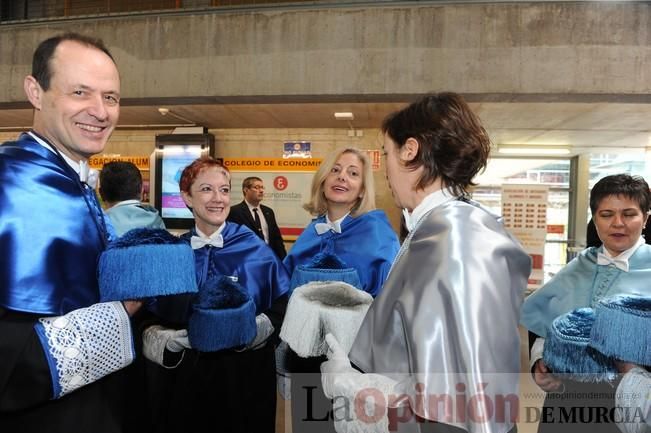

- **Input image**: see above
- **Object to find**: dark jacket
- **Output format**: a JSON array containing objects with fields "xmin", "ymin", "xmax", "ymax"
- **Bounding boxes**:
[{"xmin": 227, "ymin": 201, "xmax": 287, "ymax": 259}]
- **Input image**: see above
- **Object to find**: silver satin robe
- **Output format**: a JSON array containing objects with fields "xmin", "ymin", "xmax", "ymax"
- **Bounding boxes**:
[{"xmin": 350, "ymin": 198, "xmax": 531, "ymax": 433}]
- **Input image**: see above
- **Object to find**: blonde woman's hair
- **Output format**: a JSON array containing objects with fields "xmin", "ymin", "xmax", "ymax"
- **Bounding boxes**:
[{"xmin": 303, "ymin": 148, "xmax": 376, "ymax": 217}]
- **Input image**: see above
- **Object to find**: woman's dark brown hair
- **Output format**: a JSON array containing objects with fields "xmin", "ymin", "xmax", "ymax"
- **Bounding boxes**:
[{"xmin": 382, "ymin": 92, "xmax": 491, "ymax": 196}]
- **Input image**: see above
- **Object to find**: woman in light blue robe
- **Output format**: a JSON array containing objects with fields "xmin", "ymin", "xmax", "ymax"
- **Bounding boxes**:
[{"xmin": 521, "ymin": 173, "xmax": 651, "ymax": 433}]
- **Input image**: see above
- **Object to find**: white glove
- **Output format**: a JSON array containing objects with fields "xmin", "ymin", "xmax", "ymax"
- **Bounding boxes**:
[
  {"xmin": 236, "ymin": 313, "xmax": 275, "ymax": 351},
  {"xmin": 142, "ymin": 325, "xmax": 191, "ymax": 368},
  {"xmin": 321, "ymin": 333, "xmax": 358, "ymax": 398},
  {"xmin": 321, "ymin": 333, "xmax": 397, "ymax": 433}
]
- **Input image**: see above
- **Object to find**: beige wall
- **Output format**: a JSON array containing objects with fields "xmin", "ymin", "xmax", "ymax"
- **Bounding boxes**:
[
  {"xmin": 212, "ymin": 127, "xmax": 400, "ymax": 232},
  {"xmin": 1, "ymin": 2, "xmax": 650, "ymax": 103},
  {"xmin": 0, "ymin": 127, "xmax": 401, "ymax": 234}
]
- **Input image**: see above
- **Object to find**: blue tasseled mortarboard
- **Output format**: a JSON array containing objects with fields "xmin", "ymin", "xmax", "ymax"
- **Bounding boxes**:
[
  {"xmin": 289, "ymin": 252, "xmax": 362, "ymax": 293},
  {"xmin": 589, "ymin": 294, "xmax": 650, "ymax": 365},
  {"xmin": 543, "ymin": 308, "xmax": 617, "ymax": 382},
  {"xmin": 188, "ymin": 275, "xmax": 256, "ymax": 352},
  {"xmin": 98, "ymin": 228, "xmax": 198, "ymax": 301}
]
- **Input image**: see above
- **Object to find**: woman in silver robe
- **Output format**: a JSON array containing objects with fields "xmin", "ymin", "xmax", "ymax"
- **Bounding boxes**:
[{"xmin": 321, "ymin": 92, "xmax": 532, "ymax": 433}]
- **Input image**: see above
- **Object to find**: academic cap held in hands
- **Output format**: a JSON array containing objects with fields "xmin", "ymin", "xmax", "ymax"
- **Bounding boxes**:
[
  {"xmin": 188, "ymin": 274, "xmax": 257, "ymax": 352},
  {"xmin": 589, "ymin": 294, "xmax": 650, "ymax": 365},
  {"xmin": 98, "ymin": 228, "xmax": 198, "ymax": 302},
  {"xmin": 288, "ymin": 252, "xmax": 362, "ymax": 293},
  {"xmin": 543, "ymin": 307, "xmax": 617, "ymax": 382}
]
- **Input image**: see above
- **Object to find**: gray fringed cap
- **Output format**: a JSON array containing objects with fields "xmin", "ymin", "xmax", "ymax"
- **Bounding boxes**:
[{"xmin": 280, "ymin": 280, "xmax": 372, "ymax": 357}]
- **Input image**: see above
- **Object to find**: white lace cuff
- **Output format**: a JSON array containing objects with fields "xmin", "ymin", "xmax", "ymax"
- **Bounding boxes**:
[{"xmin": 34, "ymin": 301, "xmax": 135, "ymax": 398}]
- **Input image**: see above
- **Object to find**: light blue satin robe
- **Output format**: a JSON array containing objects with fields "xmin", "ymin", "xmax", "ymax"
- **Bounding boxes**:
[{"xmin": 521, "ymin": 243, "xmax": 651, "ymax": 337}]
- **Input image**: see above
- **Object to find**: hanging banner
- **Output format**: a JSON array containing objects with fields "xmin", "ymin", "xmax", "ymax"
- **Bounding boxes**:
[
  {"xmin": 224, "ymin": 158, "xmax": 323, "ymax": 240},
  {"xmin": 89, "ymin": 155, "xmax": 150, "ymax": 170},
  {"xmin": 223, "ymin": 158, "xmax": 321, "ymax": 172},
  {"xmin": 501, "ymin": 184, "xmax": 549, "ymax": 291}
]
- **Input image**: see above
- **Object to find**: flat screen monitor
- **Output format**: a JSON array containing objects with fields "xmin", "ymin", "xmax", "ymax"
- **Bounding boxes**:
[{"xmin": 153, "ymin": 134, "xmax": 214, "ymax": 230}]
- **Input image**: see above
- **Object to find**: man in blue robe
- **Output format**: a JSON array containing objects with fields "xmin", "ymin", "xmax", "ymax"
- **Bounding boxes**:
[{"xmin": 0, "ymin": 33, "xmax": 142, "ymax": 433}]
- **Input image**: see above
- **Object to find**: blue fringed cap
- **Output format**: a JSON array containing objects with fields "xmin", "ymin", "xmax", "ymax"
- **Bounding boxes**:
[
  {"xmin": 98, "ymin": 228, "xmax": 198, "ymax": 301},
  {"xmin": 589, "ymin": 294, "xmax": 650, "ymax": 365},
  {"xmin": 289, "ymin": 252, "xmax": 361, "ymax": 293},
  {"xmin": 543, "ymin": 308, "xmax": 617, "ymax": 382},
  {"xmin": 188, "ymin": 275, "xmax": 257, "ymax": 352}
]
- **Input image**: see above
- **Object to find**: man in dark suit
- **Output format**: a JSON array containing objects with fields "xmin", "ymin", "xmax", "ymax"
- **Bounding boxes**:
[{"xmin": 228, "ymin": 176, "xmax": 287, "ymax": 259}]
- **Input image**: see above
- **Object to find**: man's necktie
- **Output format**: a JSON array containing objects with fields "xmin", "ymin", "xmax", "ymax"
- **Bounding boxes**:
[
  {"xmin": 190, "ymin": 235, "xmax": 224, "ymax": 250},
  {"xmin": 596, "ymin": 252, "xmax": 629, "ymax": 272},
  {"xmin": 314, "ymin": 221, "xmax": 342, "ymax": 235},
  {"xmin": 253, "ymin": 208, "xmax": 263, "ymax": 234}
]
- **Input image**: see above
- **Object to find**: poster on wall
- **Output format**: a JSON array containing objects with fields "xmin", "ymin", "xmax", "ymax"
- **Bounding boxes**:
[
  {"xmin": 283, "ymin": 141, "xmax": 311, "ymax": 159},
  {"xmin": 364, "ymin": 149, "xmax": 382, "ymax": 171},
  {"xmin": 501, "ymin": 184, "xmax": 549, "ymax": 292},
  {"xmin": 223, "ymin": 158, "xmax": 322, "ymax": 240}
]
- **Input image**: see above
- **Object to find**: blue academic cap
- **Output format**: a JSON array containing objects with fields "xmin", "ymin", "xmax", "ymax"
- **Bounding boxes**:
[
  {"xmin": 543, "ymin": 308, "xmax": 617, "ymax": 382},
  {"xmin": 98, "ymin": 228, "xmax": 197, "ymax": 302}
]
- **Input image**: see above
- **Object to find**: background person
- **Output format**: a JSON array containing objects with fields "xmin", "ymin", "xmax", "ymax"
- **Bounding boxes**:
[
  {"xmin": 99, "ymin": 160, "xmax": 165, "ymax": 236},
  {"xmin": 228, "ymin": 176, "xmax": 287, "ymax": 259},
  {"xmin": 322, "ymin": 92, "xmax": 531, "ymax": 433},
  {"xmin": 522, "ymin": 173, "xmax": 651, "ymax": 433},
  {"xmin": 0, "ymin": 33, "xmax": 142, "ymax": 432}
]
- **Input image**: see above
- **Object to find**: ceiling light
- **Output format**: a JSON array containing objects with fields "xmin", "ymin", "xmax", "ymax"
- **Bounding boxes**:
[
  {"xmin": 334, "ymin": 112, "xmax": 354, "ymax": 121},
  {"xmin": 157, "ymin": 107, "xmax": 196, "ymax": 125},
  {"xmin": 497, "ymin": 145, "xmax": 571, "ymax": 156}
]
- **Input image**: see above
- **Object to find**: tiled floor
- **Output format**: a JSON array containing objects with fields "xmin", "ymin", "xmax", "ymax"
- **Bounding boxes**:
[{"xmin": 276, "ymin": 326, "xmax": 544, "ymax": 433}]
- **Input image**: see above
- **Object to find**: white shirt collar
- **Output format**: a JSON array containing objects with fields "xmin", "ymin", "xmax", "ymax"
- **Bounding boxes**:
[
  {"xmin": 314, "ymin": 212, "xmax": 348, "ymax": 235},
  {"xmin": 195, "ymin": 222, "xmax": 226, "ymax": 241},
  {"xmin": 29, "ymin": 131, "xmax": 98, "ymax": 187},
  {"xmin": 111, "ymin": 199, "xmax": 142, "ymax": 208},
  {"xmin": 402, "ymin": 188, "xmax": 456, "ymax": 232},
  {"xmin": 326, "ymin": 212, "xmax": 348, "ymax": 227},
  {"xmin": 600, "ymin": 236, "xmax": 645, "ymax": 264},
  {"xmin": 244, "ymin": 200, "xmax": 261, "ymax": 212}
]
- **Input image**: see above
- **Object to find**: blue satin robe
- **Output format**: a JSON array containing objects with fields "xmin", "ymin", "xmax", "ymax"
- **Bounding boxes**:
[
  {"xmin": 181, "ymin": 222, "xmax": 290, "ymax": 315},
  {"xmin": 0, "ymin": 133, "xmax": 108, "ymax": 315},
  {"xmin": 521, "ymin": 244, "xmax": 651, "ymax": 337},
  {"xmin": 283, "ymin": 210, "xmax": 399, "ymax": 297}
]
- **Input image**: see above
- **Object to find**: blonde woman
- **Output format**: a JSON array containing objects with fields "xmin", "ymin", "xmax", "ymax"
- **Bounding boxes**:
[
  {"xmin": 281, "ymin": 147, "xmax": 399, "ymax": 433},
  {"xmin": 283, "ymin": 147, "xmax": 399, "ymax": 297}
]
